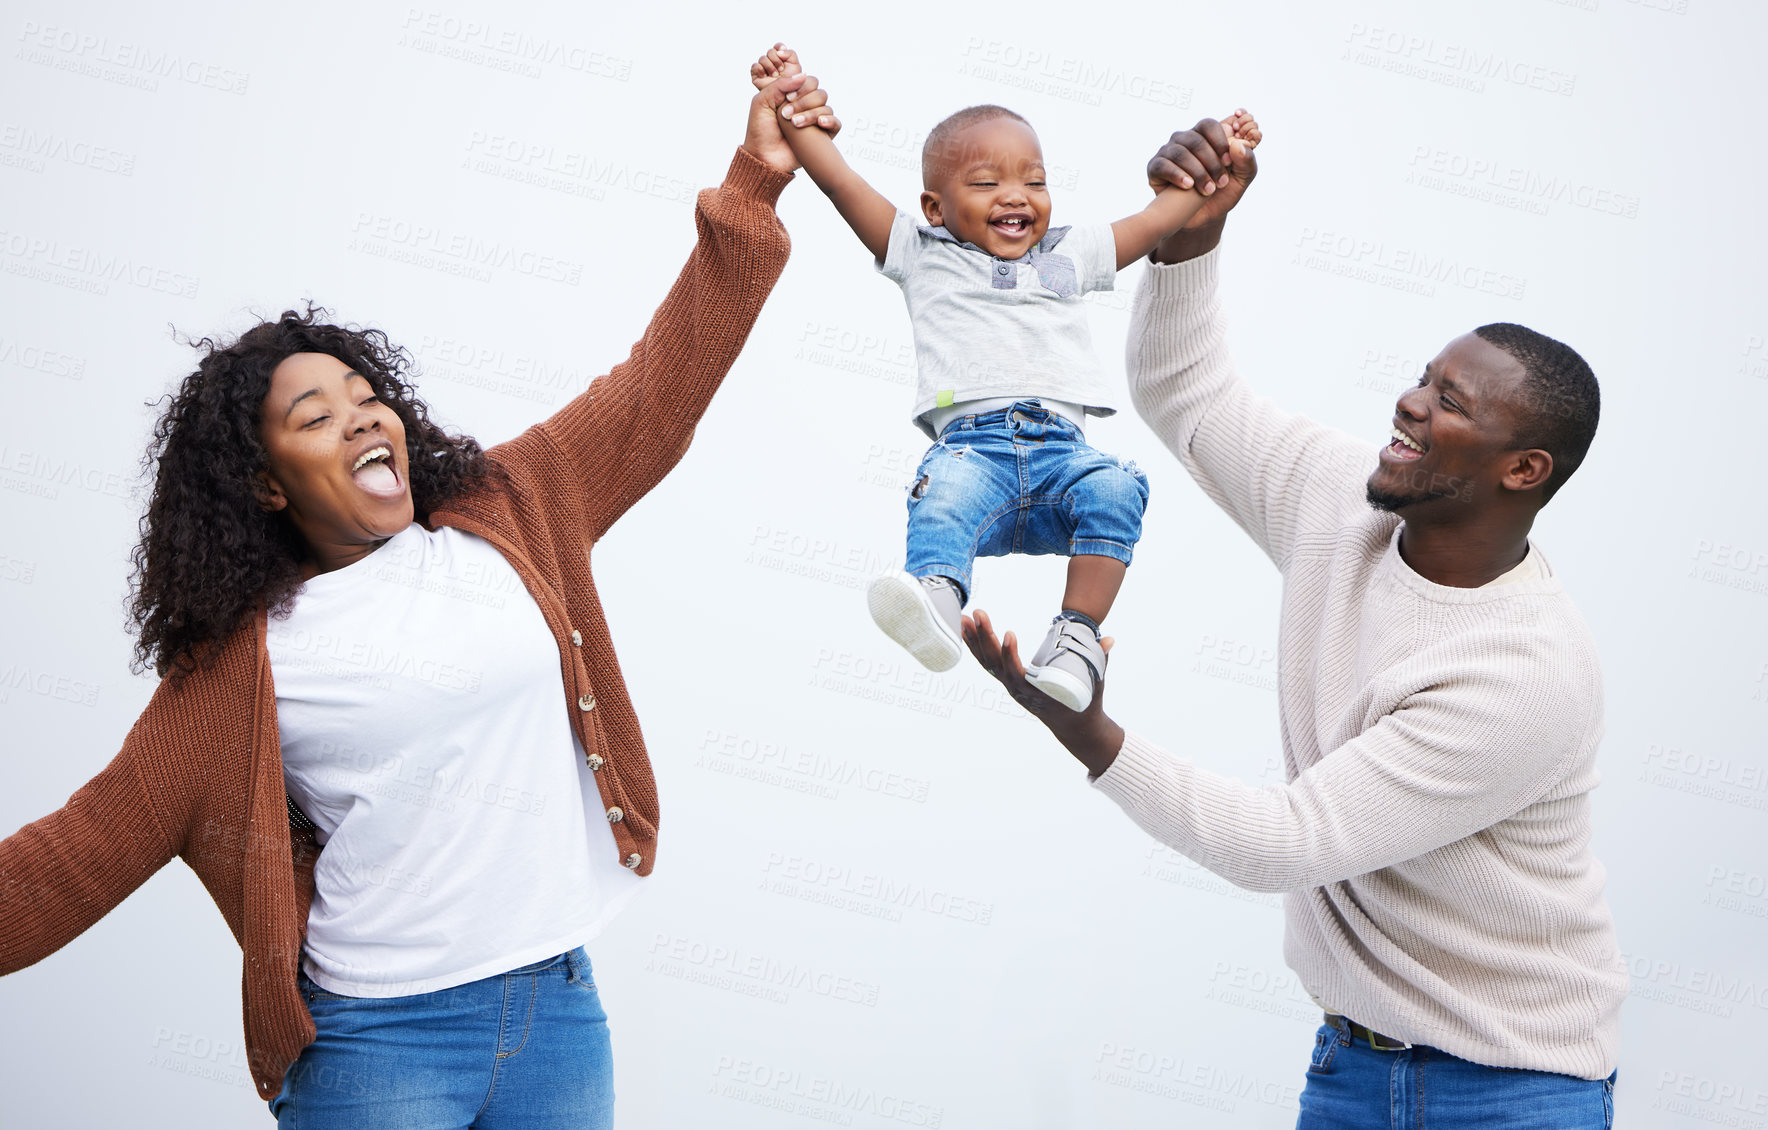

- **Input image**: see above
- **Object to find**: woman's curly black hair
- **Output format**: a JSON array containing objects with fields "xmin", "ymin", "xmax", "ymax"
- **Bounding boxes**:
[{"xmin": 129, "ymin": 305, "xmax": 505, "ymax": 680}]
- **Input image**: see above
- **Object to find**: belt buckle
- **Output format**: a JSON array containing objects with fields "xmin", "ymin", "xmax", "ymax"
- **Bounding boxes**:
[
  {"xmin": 1329, "ymin": 1013, "xmax": 1408, "ymax": 1053},
  {"xmin": 1360, "ymin": 1023, "xmax": 1409, "ymax": 1052}
]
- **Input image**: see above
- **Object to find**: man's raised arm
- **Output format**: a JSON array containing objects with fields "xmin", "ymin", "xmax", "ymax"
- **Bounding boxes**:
[{"xmin": 1129, "ymin": 121, "xmax": 1373, "ymax": 571}]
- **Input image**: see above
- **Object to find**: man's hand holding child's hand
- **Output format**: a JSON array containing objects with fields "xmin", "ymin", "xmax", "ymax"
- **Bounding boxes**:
[{"xmin": 1148, "ymin": 109, "xmax": 1260, "ymax": 197}]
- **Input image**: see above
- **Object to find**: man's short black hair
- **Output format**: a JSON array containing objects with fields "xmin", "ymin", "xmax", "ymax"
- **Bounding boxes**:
[
  {"xmin": 1474, "ymin": 323, "xmax": 1600, "ymax": 504},
  {"xmin": 922, "ymin": 105, "xmax": 1031, "ymax": 186}
]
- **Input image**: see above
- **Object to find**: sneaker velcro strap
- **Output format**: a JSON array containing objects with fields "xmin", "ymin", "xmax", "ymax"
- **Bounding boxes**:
[{"xmin": 1053, "ymin": 622, "xmax": 1106, "ymax": 681}]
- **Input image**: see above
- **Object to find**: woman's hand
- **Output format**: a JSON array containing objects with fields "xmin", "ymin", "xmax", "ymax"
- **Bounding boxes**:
[
  {"xmin": 744, "ymin": 66, "xmax": 839, "ymax": 175},
  {"xmin": 963, "ymin": 609, "xmax": 1125, "ymax": 778}
]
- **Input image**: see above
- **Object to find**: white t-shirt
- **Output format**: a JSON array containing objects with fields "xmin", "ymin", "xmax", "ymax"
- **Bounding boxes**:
[
  {"xmin": 268, "ymin": 523, "xmax": 642, "ymax": 997},
  {"xmin": 877, "ymin": 211, "xmax": 1119, "ymax": 438}
]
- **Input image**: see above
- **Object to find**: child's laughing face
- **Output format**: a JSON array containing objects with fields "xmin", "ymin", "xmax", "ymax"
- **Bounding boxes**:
[{"xmin": 920, "ymin": 117, "xmax": 1050, "ymax": 260}]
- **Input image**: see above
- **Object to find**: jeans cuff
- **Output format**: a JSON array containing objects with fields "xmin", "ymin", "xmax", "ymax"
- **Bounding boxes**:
[
  {"xmin": 907, "ymin": 566, "xmax": 970, "ymax": 605},
  {"xmin": 1068, "ymin": 539, "xmax": 1135, "ymax": 565}
]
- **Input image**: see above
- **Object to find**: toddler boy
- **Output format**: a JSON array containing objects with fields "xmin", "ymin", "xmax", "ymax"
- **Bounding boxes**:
[{"xmin": 756, "ymin": 45, "xmax": 1257, "ymax": 710}]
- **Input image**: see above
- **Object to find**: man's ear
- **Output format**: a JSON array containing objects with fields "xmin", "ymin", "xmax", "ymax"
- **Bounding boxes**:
[
  {"xmin": 254, "ymin": 470, "xmax": 288, "ymax": 512},
  {"xmin": 919, "ymin": 190, "xmax": 943, "ymax": 226},
  {"xmin": 1500, "ymin": 449, "xmax": 1554, "ymax": 494}
]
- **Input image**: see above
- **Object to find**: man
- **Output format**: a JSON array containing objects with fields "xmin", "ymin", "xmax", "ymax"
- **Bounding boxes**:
[{"xmin": 964, "ymin": 119, "xmax": 1625, "ymax": 1128}]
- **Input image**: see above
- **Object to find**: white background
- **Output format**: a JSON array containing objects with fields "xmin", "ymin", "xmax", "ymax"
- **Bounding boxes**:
[{"xmin": 2, "ymin": 1, "xmax": 1765, "ymax": 1126}]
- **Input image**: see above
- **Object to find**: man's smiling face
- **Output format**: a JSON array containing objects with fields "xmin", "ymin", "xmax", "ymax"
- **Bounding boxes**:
[{"xmin": 1367, "ymin": 332, "xmax": 1539, "ymax": 515}]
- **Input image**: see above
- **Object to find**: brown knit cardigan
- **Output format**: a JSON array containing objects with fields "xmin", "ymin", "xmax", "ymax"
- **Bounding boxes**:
[{"xmin": 0, "ymin": 147, "xmax": 793, "ymax": 1099}]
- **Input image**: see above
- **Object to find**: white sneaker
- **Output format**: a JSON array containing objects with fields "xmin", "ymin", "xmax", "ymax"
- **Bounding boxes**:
[
  {"xmin": 1025, "ymin": 616, "xmax": 1107, "ymax": 711},
  {"xmin": 867, "ymin": 572, "xmax": 964, "ymax": 672}
]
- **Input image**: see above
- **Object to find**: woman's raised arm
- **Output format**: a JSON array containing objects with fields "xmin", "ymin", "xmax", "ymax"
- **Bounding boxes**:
[{"xmin": 478, "ymin": 73, "xmax": 835, "ymax": 541}]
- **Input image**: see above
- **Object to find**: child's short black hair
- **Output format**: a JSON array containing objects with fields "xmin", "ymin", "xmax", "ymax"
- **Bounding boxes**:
[{"xmin": 922, "ymin": 105, "xmax": 1031, "ymax": 186}]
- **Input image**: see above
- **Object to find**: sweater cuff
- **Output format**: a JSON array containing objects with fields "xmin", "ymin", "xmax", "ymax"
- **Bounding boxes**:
[
  {"xmin": 1088, "ymin": 729, "xmax": 1184, "ymax": 801},
  {"xmin": 723, "ymin": 145, "xmax": 794, "ymax": 208},
  {"xmin": 1142, "ymin": 246, "xmax": 1221, "ymax": 299}
]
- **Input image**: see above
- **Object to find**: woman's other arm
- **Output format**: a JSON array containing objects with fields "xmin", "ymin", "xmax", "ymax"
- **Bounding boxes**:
[{"xmin": 0, "ymin": 741, "xmax": 178, "ymax": 973}]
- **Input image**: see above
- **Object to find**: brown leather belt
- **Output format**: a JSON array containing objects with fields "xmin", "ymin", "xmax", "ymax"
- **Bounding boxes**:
[{"xmin": 1325, "ymin": 1012, "xmax": 1411, "ymax": 1051}]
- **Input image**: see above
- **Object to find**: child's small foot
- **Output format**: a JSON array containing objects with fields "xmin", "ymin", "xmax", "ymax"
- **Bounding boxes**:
[
  {"xmin": 868, "ymin": 572, "xmax": 964, "ymax": 672},
  {"xmin": 1025, "ymin": 616, "xmax": 1107, "ymax": 711}
]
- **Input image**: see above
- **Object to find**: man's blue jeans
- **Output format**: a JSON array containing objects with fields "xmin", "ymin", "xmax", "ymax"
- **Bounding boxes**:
[
  {"xmin": 268, "ymin": 948, "xmax": 612, "ymax": 1129},
  {"xmin": 1297, "ymin": 1017, "xmax": 1616, "ymax": 1129},
  {"xmin": 904, "ymin": 401, "xmax": 1149, "ymax": 601}
]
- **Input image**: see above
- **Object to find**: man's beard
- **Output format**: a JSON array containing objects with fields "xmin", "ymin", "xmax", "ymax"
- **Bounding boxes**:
[{"xmin": 1366, "ymin": 481, "xmax": 1458, "ymax": 513}]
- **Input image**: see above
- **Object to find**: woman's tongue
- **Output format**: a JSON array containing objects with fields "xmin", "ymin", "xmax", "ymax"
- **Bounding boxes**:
[{"xmin": 353, "ymin": 461, "xmax": 400, "ymax": 496}]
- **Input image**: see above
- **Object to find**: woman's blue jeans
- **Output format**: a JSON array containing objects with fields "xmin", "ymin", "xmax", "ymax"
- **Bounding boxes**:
[
  {"xmin": 268, "ymin": 948, "xmax": 612, "ymax": 1129},
  {"xmin": 1297, "ymin": 1018, "xmax": 1616, "ymax": 1129}
]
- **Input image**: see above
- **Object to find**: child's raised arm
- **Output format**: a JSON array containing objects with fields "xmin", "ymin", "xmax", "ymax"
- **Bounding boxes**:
[
  {"xmin": 1110, "ymin": 110, "xmax": 1260, "ymax": 271},
  {"xmin": 753, "ymin": 45, "xmax": 896, "ymax": 262}
]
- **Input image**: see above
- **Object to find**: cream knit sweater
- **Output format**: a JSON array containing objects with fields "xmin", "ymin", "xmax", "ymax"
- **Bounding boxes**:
[{"xmin": 1095, "ymin": 250, "xmax": 1627, "ymax": 1079}]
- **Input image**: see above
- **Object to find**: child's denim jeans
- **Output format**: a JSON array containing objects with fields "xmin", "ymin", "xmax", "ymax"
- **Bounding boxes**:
[{"xmin": 904, "ymin": 400, "xmax": 1149, "ymax": 601}]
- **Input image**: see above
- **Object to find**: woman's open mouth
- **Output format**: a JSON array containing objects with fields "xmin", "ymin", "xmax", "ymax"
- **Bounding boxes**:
[{"xmin": 350, "ymin": 445, "xmax": 403, "ymax": 498}]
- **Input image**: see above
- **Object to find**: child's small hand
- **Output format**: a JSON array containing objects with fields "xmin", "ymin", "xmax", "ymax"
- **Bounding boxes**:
[
  {"xmin": 750, "ymin": 42, "xmax": 802, "ymax": 91},
  {"xmin": 1225, "ymin": 109, "xmax": 1262, "ymax": 162}
]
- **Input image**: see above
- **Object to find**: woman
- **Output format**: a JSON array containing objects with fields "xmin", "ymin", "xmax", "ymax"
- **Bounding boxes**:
[{"xmin": 0, "ymin": 60, "xmax": 837, "ymax": 1127}]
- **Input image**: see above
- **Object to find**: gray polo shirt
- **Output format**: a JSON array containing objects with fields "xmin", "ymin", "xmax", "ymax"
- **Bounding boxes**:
[{"xmin": 877, "ymin": 210, "xmax": 1118, "ymax": 439}]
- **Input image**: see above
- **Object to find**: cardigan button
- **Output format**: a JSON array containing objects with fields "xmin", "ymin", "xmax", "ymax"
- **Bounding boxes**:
[
  {"xmin": 586, "ymin": 754, "xmax": 605, "ymax": 771},
  {"xmin": 577, "ymin": 693, "xmax": 596, "ymax": 711},
  {"xmin": 571, "ymin": 629, "xmax": 582, "ymax": 646},
  {"xmin": 624, "ymin": 853, "xmax": 642, "ymax": 869},
  {"xmin": 606, "ymin": 806, "xmax": 624, "ymax": 823}
]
